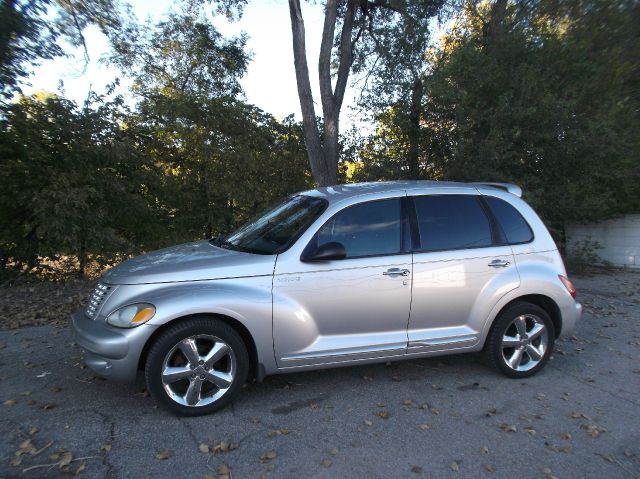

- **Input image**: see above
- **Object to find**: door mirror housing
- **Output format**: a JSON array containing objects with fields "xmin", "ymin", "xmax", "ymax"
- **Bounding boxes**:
[{"xmin": 301, "ymin": 241, "xmax": 347, "ymax": 262}]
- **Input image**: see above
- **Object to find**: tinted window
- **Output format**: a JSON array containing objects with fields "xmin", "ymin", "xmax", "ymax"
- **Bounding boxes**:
[
  {"xmin": 414, "ymin": 195, "xmax": 493, "ymax": 251},
  {"xmin": 315, "ymin": 199, "xmax": 402, "ymax": 258},
  {"xmin": 485, "ymin": 196, "xmax": 533, "ymax": 244}
]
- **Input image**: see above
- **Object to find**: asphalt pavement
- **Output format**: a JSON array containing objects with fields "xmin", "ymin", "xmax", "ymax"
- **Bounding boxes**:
[{"xmin": 1, "ymin": 271, "xmax": 639, "ymax": 478}]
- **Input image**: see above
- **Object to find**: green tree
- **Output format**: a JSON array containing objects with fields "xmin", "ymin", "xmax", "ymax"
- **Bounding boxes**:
[
  {"xmin": 111, "ymin": 6, "xmax": 312, "ymax": 240},
  {"xmin": 0, "ymin": 92, "xmax": 159, "ymax": 277},
  {"xmin": 287, "ymin": 0, "xmax": 445, "ymax": 186},
  {"xmin": 0, "ymin": 0, "xmax": 123, "ymax": 101}
]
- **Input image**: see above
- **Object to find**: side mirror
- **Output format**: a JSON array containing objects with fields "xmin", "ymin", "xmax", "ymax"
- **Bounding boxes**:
[{"xmin": 301, "ymin": 241, "xmax": 347, "ymax": 262}]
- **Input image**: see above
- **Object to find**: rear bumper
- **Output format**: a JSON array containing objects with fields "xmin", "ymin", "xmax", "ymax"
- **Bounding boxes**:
[
  {"xmin": 559, "ymin": 300, "xmax": 582, "ymax": 338},
  {"xmin": 71, "ymin": 310, "xmax": 157, "ymax": 383}
]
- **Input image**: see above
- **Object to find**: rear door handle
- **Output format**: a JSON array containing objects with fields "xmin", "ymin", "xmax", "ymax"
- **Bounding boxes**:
[
  {"xmin": 383, "ymin": 268, "xmax": 410, "ymax": 277},
  {"xmin": 488, "ymin": 259, "xmax": 511, "ymax": 268}
]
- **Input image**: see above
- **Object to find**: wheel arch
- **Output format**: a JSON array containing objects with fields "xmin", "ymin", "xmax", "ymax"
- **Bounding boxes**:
[
  {"xmin": 138, "ymin": 313, "xmax": 262, "ymax": 381},
  {"xmin": 490, "ymin": 294, "xmax": 562, "ymax": 340}
]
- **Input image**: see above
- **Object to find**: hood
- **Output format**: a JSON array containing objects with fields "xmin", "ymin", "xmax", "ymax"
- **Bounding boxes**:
[{"xmin": 102, "ymin": 240, "xmax": 276, "ymax": 285}]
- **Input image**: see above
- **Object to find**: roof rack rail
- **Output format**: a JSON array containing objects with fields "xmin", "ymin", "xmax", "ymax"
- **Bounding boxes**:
[{"xmin": 469, "ymin": 182, "xmax": 522, "ymax": 198}]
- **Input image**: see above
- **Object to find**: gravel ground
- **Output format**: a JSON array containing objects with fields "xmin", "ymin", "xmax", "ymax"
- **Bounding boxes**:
[{"xmin": 0, "ymin": 271, "xmax": 639, "ymax": 479}]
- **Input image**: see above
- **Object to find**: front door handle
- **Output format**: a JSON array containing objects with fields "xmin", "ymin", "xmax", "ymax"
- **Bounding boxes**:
[
  {"xmin": 383, "ymin": 268, "xmax": 410, "ymax": 277},
  {"xmin": 488, "ymin": 259, "xmax": 511, "ymax": 268}
]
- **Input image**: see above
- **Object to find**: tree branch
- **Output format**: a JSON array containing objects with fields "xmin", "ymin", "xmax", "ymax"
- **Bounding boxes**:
[
  {"xmin": 319, "ymin": 0, "xmax": 337, "ymax": 116},
  {"xmin": 334, "ymin": 0, "xmax": 358, "ymax": 110}
]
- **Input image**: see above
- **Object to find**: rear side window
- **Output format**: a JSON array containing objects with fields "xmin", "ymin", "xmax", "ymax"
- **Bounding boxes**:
[
  {"xmin": 485, "ymin": 196, "xmax": 533, "ymax": 244},
  {"xmin": 413, "ymin": 195, "xmax": 493, "ymax": 251},
  {"xmin": 315, "ymin": 198, "xmax": 401, "ymax": 258}
]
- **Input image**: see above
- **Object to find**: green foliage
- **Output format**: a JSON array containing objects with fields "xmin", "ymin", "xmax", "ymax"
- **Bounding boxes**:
[
  {"xmin": 0, "ymin": 5, "xmax": 313, "ymax": 279},
  {"xmin": 565, "ymin": 237, "xmax": 603, "ymax": 275},
  {"xmin": 0, "ymin": 92, "xmax": 159, "ymax": 276},
  {"xmin": 357, "ymin": 0, "xmax": 640, "ymax": 236},
  {"xmin": 0, "ymin": 0, "xmax": 122, "ymax": 101}
]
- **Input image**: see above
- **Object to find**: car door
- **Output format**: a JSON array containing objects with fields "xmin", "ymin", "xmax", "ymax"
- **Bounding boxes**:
[
  {"xmin": 272, "ymin": 196, "xmax": 412, "ymax": 369},
  {"xmin": 407, "ymin": 192, "xmax": 520, "ymax": 353}
]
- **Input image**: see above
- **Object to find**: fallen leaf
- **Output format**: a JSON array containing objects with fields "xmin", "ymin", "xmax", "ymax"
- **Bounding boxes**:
[
  {"xmin": 364, "ymin": 420, "xmax": 373, "ymax": 427},
  {"xmin": 480, "ymin": 446, "xmax": 489, "ymax": 454},
  {"xmin": 101, "ymin": 444, "xmax": 112, "ymax": 452},
  {"xmin": 419, "ymin": 424, "xmax": 431, "ymax": 430},
  {"xmin": 403, "ymin": 399, "xmax": 413, "ymax": 406},
  {"xmin": 4, "ymin": 399, "xmax": 17, "ymax": 406},
  {"xmin": 411, "ymin": 465, "xmax": 423, "ymax": 474},
  {"xmin": 499, "ymin": 423, "xmax": 517, "ymax": 433},
  {"xmin": 267, "ymin": 428, "xmax": 290, "ymax": 437},
  {"xmin": 59, "ymin": 451, "xmax": 73, "ymax": 468},
  {"xmin": 486, "ymin": 408, "xmax": 497, "ymax": 417},
  {"xmin": 260, "ymin": 450, "xmax": 277, "ymax": 462},
  {"xmin": 198, "ymin": 443, "xmax": 209, "ymax": 453},
  {"xmin": 482, "ymin": 463, "xmax": 496, "ymax": 473},
  {"xmin": 321, "ymin": 458, "xmax": 332, "ymax": 468},
  {"xmin": 329, "ymin": 447, "xmax": 339, "ymax": 455},
  {"xmin": 560, "ymin": 432, "xmax": 572, "ymax": 440},
  {"xmin": 75, "ymin": 462, "xmax": 86, "ymax": 475},
  {"xmin": 155, "ymin": 450, "xmax": 171, "ymax": 460},
  {"xmin": 581, "ymin": 424, "xmax": 607, "ymax": 438},
  {"xmin": 535, "ymin": 393, "xmax": 546, "ymax": 400},
  {"xmin": 450, "ymin": 461, "xmax": 460, "ymax": 472},
  {"xmin": 217, "ymin": 463, "xmax": 231, "ymax": 476},
  {"xmin": 376, "ymin": 411, "xmax": 390, "ymax": 419}
]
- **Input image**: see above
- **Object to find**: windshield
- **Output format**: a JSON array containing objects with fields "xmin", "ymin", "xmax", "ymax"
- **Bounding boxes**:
[{"xmin": 216, "ymin": 195, "xmax": 327, "ymax": 255}]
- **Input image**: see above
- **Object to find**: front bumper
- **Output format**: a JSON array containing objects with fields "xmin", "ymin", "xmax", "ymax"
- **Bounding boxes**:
[{"xmin": 71, "ymin": 310, "xmax": 157, "ymax": 383}]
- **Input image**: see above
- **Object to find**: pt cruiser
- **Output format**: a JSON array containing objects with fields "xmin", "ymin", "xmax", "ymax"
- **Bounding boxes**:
[{"xmin": 73, "ymin": 181, "xmax": 581, "ymax": 415}]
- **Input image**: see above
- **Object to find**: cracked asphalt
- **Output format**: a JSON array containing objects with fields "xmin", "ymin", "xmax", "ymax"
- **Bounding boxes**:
[{"xmin": 1, "ymin": 271, "xmax": 639, "ymax": 478}]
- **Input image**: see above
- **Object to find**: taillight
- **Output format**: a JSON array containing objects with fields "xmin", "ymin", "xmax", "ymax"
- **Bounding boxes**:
[{"xmin": 559, "ymin": 275, "xmax": 577, "ymax": 299}]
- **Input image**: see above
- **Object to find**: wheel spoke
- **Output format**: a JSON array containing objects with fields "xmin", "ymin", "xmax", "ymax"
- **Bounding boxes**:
[
  {"xmin": 502, "ymin": 335, "xmax": 521, "ymax": 348},
  {"xmin": 162, "ymin": 366, "xmax": 192, "ymax": 384},
  {"xmin": 528, "ymin": 323, "xmax": 545, "ymax": 341},
  {"xmin": 514, "ymin": 317, "xmax": 527, "ymax": 338},
  {"xmin": 179, "ymin": 338, "xmax": 200, "ymax": 365},
  {"xmin": 203, "ymin": 342, "xmax": 229, "ymax": 369},
  {"xmin": 205, "ymin": 370, "xmax": 233, "ymax": 389},
  {"xmin": 526, "ymin": 344, "xmax": 543, "ymax": 361},
  {"xmin": 508, "ymin": 347, "xmax": 525, "ymax": 369},
  {"xmin": 185, "ymin": 377, "xmax": 204, "ymax": 405}
]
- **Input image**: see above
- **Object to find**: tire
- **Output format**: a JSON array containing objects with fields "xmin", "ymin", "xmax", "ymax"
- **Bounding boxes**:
[
  {"xmin": 145, "ymin": 317, "xmax": 249, "ymax": 416},
  {"xmin": 483, "ymin": 301, "xmax": 555, "ymax": 379}
]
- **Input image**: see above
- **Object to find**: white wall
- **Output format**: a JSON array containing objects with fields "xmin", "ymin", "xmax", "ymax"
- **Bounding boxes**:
[{"xmin": 566, "ymin": 215, "xmax": 640, "ymax": 269}]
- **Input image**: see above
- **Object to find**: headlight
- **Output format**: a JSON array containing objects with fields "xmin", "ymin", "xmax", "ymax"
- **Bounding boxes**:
[{"xmin": 106, "ymin": 303, "xmax": 155, "ymax": 328}]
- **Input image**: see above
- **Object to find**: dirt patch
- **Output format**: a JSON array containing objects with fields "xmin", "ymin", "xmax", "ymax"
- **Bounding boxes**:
[{"xmin": 0, "ymin": 280, "xmax": 93, "ymax": 330}]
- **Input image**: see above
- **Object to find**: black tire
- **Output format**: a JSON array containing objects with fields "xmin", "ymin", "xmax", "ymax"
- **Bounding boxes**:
[
  {"xmin": 145, "ymin": 317, "xmax": 249, "ymax": 416},
  {"xmin": 483, "ymin": 301, "xmax": 555, "ymax": 378}
]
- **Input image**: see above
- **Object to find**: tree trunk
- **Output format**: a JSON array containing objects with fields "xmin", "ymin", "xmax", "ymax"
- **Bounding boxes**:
[
  {"xmin": 288, "ymin": 0, "xmax": 327, "ymax": 185},
  {"xmin": 78, "ymin": 237, "xmax": 86, "ymax": 279},
  {"xmin": 406, "ymin": 78, "xmax": 423, "ymax": 178},
  {"xmin": 483, "ymin": 0, "xmax": 508, "ymax": 52},
  {"xmin": 288, "ymin": 0, "xmax": 357, "ymax": 187}
]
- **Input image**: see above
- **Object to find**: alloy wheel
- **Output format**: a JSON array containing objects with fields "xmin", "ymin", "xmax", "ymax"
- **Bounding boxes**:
[
  {"xmin": 501, "ymin": 314, "xmax": 549, "ymax": 372},
  {"xmin": 161, "ymin": 334, "xmax": 236, "ymax": 407}
]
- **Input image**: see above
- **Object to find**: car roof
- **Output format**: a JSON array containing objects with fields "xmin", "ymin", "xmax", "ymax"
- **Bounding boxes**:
[{"xmin": 300, "ymin": 180, "xmax": 477, "ymax": 202}]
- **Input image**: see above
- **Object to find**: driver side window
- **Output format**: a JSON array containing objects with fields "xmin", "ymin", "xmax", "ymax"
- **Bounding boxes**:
[{"xmin": 315, "ymin": 198, "xmax": 402, "ymax": 258}]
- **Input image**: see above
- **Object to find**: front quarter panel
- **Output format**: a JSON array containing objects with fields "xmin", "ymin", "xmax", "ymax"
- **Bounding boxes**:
[{"xmin": 105, "ymin": 277, "xmax": 277, "ymax": 373}]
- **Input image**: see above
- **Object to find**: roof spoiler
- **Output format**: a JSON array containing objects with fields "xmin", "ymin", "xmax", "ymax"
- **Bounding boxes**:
[{"xmin": 469, "ymin": 182, "xmax": 523, "ymax": 198}]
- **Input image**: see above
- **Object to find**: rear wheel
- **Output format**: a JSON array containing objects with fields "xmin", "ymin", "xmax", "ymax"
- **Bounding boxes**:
[
  {"xmin": 145, "ymin": 317, "xmax": 249, "ymax": 416},
  {"xmin": 484, "ymin": 302, "xmax": 555, "ymax": 378}
]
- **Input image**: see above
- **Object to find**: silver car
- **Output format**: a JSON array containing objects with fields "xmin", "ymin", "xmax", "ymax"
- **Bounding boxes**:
[{"xmin": 72, "ymin": 181, "xmax": 582, "ymax": 415}]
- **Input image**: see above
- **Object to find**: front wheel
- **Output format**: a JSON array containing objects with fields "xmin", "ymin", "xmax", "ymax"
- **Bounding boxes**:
[
  {"xmin": 484, "ymin": 302, "xmax": 555, "ymax": 378},
  {"xmin": 145, "ymin": 317, "xmax": 249, "ymax": 416}
]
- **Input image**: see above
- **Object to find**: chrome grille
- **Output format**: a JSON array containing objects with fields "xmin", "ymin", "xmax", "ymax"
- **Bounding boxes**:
[{"xmin": 86, "ymin": 283, "xmax": 112, "ymax": 318}]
